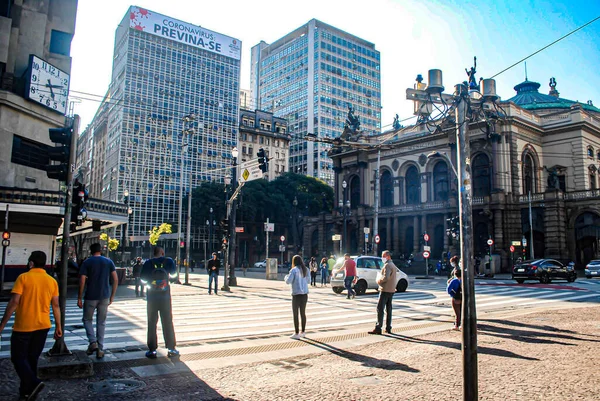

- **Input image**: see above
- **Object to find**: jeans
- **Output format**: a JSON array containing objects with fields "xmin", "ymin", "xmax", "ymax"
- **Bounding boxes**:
[
  {"xmin": 83, "ymin": 298, "xmax": 110, "ymax": 350},
  {"xmin": 11, "ymin": 329, "xmax": 49, "ymax": 397},
  {"xmin": 135, "ymin": 277, "xmax": 145, "ymax": 296},
  {"xmin": 208, "ymin": 271, "xmax": 218, "ymax": 294},
  {"xmin": 321, "ymin": 270, "xmax": 328, "ymax": 285},
  {"xmin": 344, "ymin": 276, "xmax": 355, "ymax": 298},
  {"xmin": 291, "ymin": 294, "xmax": 308, "ymax": 334},
  {"xmin": 147, "ymin": 295, "xmax": 176, "ymax": 351},
  {"xmin": 310, "ymin": 271, "xmax": 317, "ymax": 286},
  {"xmin": 376, "ymin": 291, "xmax": 394, "ymax": 331}
]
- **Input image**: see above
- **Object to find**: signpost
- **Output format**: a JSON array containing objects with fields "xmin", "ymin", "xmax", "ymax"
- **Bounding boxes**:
[
  {"xmin": 280, "ymin": 235, "xmax": 285, "ymax": 265},
  {"xmin": 239, "ymin": 159, "xmax": 264, "ymax": 183},
  {"xmin": 423, "ymin": 232, "xmax": 430, "ymax": 277},
  {"xmin": 374, "ymin": 234, "xmax": 380, "ymax": 244},
  {"xmin": 264, "ymin": 218, "xmax": 274, "ymax": 259},
  {"xmin": 363, "ymin": 227, "xmax": 370, "ymax": 255},
  {"xmin": 332, "ymin": 234, "xmax": 342, "ymax": 255},
  {"xmin": 510, "ymin": 245, "xmax": 515, "ymax": 269},
  {"xmin": 486, "ymin": 238, "xmax": 494, "ymax": 275}
]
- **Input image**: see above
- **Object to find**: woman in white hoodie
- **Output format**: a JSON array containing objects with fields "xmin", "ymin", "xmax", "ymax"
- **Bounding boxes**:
[{"xmin": 285, "ymin": 255, "xmax": 310, "ymax": 339}]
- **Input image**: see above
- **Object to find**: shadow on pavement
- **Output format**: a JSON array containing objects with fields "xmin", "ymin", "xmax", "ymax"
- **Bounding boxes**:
[
  {"xmin": 480, "ymin": 318, "xmax": 579, "ymax": 334},
  {"xmin": 301, "ymin": 338, "xmax": 420, "ymax": 373},
  {"xmin": 383, "ymin": 333, "xmax": 540, "ymax": 361},
  {"xmin": 476, "ymin": 323, "xmax": 600, "ymax": 345}
]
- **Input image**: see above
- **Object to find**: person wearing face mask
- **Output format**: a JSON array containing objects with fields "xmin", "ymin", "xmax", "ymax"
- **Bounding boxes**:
[{"xmin": 368, "ymin": 250, "xmax": 397, "ymax": 335}]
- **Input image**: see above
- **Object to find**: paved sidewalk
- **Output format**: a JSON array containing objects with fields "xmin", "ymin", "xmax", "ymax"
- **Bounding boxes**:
[{"xmin": 1, "ymin": 294, "xmax": 598, "ymax": 401}]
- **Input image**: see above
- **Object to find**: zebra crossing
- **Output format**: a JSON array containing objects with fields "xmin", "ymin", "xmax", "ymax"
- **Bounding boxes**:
[{"xmin": 1, "ymin": 281, "xmax": 598, "ymax": 358}]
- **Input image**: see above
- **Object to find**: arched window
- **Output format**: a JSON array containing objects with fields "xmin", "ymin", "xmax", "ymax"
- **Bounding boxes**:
[
  {"xmin": 590, "ymin": 166, "xmax": 598, "ymax": 190},
  {"xmin": 380, "ymin": 170, "xmax": 394, "ymax": 207},
  {"xmin": 597, "ymin": 150, "xmax": 600, "ymax": 161},
  {"xmin": 405, "ymin": 166, "xmax": 421, "ymax": 204},
  {"xmin": 472, "ymin": 154, "xmax": 491, "ymax": 197},
  {"xmin": 588, "ymin": 146, "xmax": 594, "ymax": 158},
  {"xmin": 523, "ymin": 153, "xmax": 536, "ymax": 194},
  {"xmin": 433, "ymin": 162, "xmax": 449, "ymax": 201},
  {"xmin": 350, "ymin": 176, "xmax": 360, "ymax": 208}
]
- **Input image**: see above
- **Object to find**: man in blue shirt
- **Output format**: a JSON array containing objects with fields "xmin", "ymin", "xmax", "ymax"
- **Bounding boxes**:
[
  {"xmin": 140, "ymin": 246, "xmax": 179, "ymax": 358},
  {"xmin": 78, "ymin": 243, "xmax": 118, "ymax": 359}
]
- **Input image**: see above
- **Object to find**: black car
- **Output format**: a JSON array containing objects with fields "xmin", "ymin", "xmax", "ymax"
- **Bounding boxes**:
[{"xmin": 512, "ymin": 259, "xmax": 577, "ymax": 284}]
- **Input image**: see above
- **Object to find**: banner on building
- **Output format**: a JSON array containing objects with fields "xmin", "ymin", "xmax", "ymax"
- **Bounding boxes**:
[{"xmin": 129, "ymin": 6, "xmax": 241, "ymax": 60}]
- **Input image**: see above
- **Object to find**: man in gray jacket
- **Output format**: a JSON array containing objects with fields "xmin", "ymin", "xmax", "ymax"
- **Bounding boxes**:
[{"xmin": 369, "ymin": 250, "xmax": 397, "ymax": 335}]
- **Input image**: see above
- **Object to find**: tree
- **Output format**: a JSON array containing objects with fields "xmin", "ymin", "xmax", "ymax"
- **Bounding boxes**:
[
  {"xmin": 148, "ymin": 223, "xmax": 173, "ymax": 245},
  {"xmin": 99, "ymin": 233, "xmax": 119, "ymax": 251}
]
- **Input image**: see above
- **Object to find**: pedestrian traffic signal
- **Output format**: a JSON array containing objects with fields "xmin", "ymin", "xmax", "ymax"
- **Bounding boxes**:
[
  {"xmin": 71, "ymin": 180, "xmax": 88, "ymax": 226},
  {"xmin": 46, "ymin": 123, "xmax": 74, "ymax": 181},
  {"xmin": 221, "ymin": 237, "xmax": 228, "ymax": 250},
  {"xmin": 180, "ymin": 241, "xmax": 185, "ymax": 248},
  {"xmin": 257, "ymin": 148, "xmax": 268, "ymax": 173},
  {"xmin": 2, "ymin": 231, "xmax": 9, "ymax": 240}
]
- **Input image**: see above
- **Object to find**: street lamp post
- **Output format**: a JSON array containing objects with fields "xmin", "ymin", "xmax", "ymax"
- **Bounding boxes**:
[
  {"xmin": 120, "ymin": 190, "xmax": 129, "ymax": 268},
  {"xmin": 228, "ymin": 147, "xmax": 239, "ymax": 286},
  {"xmin": 340, "ymin": 180, "xmax": 349, "ymax": 254},
  {"xmin": 177, "ymin": 114, "xmax": 196, "ymax": 284},
  {"xmin": 407, "ymin": 67, "xmax": 500, "ymax": 401},
  {"xmin": 208, "ymin": 207, "xmax": 213, "ymax": 254}
]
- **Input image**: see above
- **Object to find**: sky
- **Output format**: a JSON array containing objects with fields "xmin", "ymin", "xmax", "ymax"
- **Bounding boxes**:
[{"xmin": 70, "ymin": 0, "xmax": 600, "ymax": 131}]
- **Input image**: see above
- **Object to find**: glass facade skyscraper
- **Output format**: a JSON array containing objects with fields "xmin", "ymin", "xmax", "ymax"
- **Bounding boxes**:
[
  {"xmin": 251, "ymin": 19, "xmax": 381, "ymax": 186},
  {"xmin": 97, "ymin": 6, "xmax": 241, "ymax": 239}
]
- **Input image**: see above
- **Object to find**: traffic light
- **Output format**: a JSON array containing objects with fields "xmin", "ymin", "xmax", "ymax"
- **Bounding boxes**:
[
  {"xmin": 46, "ymin": 123, "xmax": 74, "ymax": 181},
  {"xmin": 220, "ymin": 219, "xmax": 229, "ymax": 233},
  {"xmin": 180, "ymin": 241, "xmax": 185, "ymax": 248},
  {"xmin": 2, "ymin": 231, "xmax": 10, "ymax": 247},
  {"xmin": 221, "ymin": 237, "xmax": 228, "ymax": 250},
  {"xmin": 71, "ymin": 180, "xmax": 88, "ymax": 226},
  {"xmin": 257, "ymin": 148, "xmax": 268, "ymax": 173}
]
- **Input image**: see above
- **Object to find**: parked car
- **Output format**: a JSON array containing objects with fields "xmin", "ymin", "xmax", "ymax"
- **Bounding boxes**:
[
  {"xmin": 254, "ymin": 259, "xmax": 267, "ymax": 269},
  {"xmin": 512, "ymin": 259, "xmax": 577, "ymax": 284},
  {"xmin": 585, "ymin": 260, "xmax": 600, "ymax": 279},
  {"xmin": 330, "ymin": 256, "xmax": 409, "ymax": 295}
]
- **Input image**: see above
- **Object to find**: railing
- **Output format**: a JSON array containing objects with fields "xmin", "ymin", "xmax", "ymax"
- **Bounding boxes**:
[
  {"xmin": 378, "ymin": 200, "xmax": 451, "ymax": 214},
  {"xmin": 566, "ymin": 189, "xmax": 600, "ymax": 201},
  {"xmin": 518, "ymin": 193, "xmax": 545, "ymax": 203},
  {"xmin": 0, "ymin": 186, "xmax": 128, "ymax": 216},
  {"xmin": 472, "ymin": 196, "xmax": 490, "ymax": 205}
]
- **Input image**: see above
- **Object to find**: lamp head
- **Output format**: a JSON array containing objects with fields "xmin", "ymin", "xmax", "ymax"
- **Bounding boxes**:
[
  {"xmin": 123, "ymin": 190, "xmax": 129, "ymax": 197},
  {"xmin": 231, "ymin": 147, "xmax": 239, "ymax": 159},
  {"xmin": 342, "ymin": 180, "xmax": 347, "ymax": 189}
]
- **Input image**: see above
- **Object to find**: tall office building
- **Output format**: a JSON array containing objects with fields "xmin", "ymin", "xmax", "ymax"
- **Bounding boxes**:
[
  {"xmin": 251, "ymin": 19, "xmax": 381, "ymax": 185},
  {"xmin": 93, "ymin": 6, "xmax": 241, "ymax": 240}
]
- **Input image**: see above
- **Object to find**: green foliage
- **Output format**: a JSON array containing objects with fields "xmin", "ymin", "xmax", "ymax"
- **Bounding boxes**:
[{"xmin": 148, "ymin": 223, "xmax": 172, "ymax": 245}]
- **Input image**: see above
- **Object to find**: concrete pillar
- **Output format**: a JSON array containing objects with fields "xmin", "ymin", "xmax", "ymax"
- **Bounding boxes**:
[
  {"xmin": 393, "ymin": 217, "xmax": 401, "ymax": 255},
  {"xmin": 397, "ymin": 177, "xmax": 405, "ymax": 204},
  {"xmin": 386, "ymin": 217, "xmax": 392, "ymax": 253},
  {"xmin": 544, "ymin": 190, "xmax": 567, "ymax": 260},
  {"xmin": 413, "ymin": 215, "xmax": 419, "ymax": 253},
  {"xmin": 359, "ymin": 217, "xmax": 366, "ymax": 254}
]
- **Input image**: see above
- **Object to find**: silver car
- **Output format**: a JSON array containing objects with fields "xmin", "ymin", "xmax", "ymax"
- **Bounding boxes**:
[
  {"xmin": 585, "ymin": 260, "xmax": 600, "ymax": 279},
  {"xmin": 331, "ymin": 255, "xmax": 409, "ymax": 296}
]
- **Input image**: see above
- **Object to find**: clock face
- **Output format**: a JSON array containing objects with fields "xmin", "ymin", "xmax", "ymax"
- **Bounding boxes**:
[{"xmin": 26, "ymin": 55, "xmax": 70, "ymax": 115}]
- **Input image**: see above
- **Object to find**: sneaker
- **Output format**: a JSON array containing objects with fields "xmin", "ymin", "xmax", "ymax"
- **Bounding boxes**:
[
  {"xmin": 385, "ymin": 328, "xmax": 393, "ymax": 334},
  {"xmin": 167, "ymin": 349, "xmax": 180, "ymax": 358},
  {"xmin": 452, "ymin": 325, "xmax": 461, "ymax": 331},
  {"xmin": 368, "ymin": 328, "xmax": 382, "ymax": 335},
  {"xmin": 208, "ymin": 291, "xmax": 212, "ymax": 295},
  {"xmin": 351, "ymin": 294, "xmax": 355, "ymax": 299},
  {"xmin": 290, "ymin": 333, "xmax": 301, "ymax": 340},
  {"xmin": 96, "ymin": 349, "xmax": 105, "ymax": 359},
  {"xmin": 145, "ymin": 350, "xmax": 157, "ymax": 359},
  {"xmin": 27, "ymin": 381, "xmax": 45, "ymax": 400},
  {"xmin": 299, "ymin": 332, "xmax": 306, "ymax": 338},
  {"xmin": 86, "ymin": 342, "xmax": 98, "ymax": 355}
]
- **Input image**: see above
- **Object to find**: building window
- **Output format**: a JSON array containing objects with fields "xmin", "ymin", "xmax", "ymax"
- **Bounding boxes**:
[
  {"xmin": 590, "ymin": 173, "xmax": 597, "ymax": 190},
  {"xmin": 350, "ymin": 176, "xmax": 360, "ymax": 208},
  {"xmin": 259, "ymin": 137, "xmax": 264, "ymax": 144},
  {"xmin": 522, "ymin": 153, "xmax": 535, "ymax": 195},
  {"xmin": 405, "ymin": 166, "xmax": 421, "ymax": 204},
  {"xmin": 49, "ymin": 30, "xmax": 73, "ymax": 56},
  {"xmin": 588, "ymin": 146, "xmax": 594, "ymax": 158},
  {"xmin": 597, "ymin": 151, "xmax": 600, "ymax": 161},
  {"xmin": 242, "ymin": 145, "xmax": 247, "ymax": 154},
  {"xmin": 11, "ymin": 135, "xmax": 50, "ymax": 170},
  {"xmin": 380, "ymin": 170, "xmax": 394, "ymax": 207},
  {"xmin": 472, "ymin": 154, "xmax": 491, "ymax": 197},
  {"xmin": 433, "ymin": 162, "xmax": 449, "ymax": 201}
]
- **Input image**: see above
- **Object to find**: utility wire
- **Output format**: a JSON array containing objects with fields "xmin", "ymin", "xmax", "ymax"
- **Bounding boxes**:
[{"xmin": 491, "ymin": 14, "xmax": 600, "ymax": 79}]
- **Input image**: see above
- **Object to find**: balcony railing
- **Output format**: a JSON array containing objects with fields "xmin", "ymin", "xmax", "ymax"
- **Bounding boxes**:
[
  {"xmin": 566, "ymin": 189, "xmax": 600, "ymax": 201},
  {"xmin": 378, "ymin": 200, "xmax": 451, "ymax": 214},
  {"xmin": 518, "ymin": 193, "xmax": 546, "ymax": 203},
  {"xmin": 0, "ymin": 186, "xmax": 128, "ymax": 216}
]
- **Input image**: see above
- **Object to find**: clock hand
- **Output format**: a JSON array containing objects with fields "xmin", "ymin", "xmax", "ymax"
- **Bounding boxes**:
[{"xmin": 46, "ymin": 79, "xmax": 55, "ymax": 99}]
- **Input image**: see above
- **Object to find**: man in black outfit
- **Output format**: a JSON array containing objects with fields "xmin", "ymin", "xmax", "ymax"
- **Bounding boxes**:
[{"xmin": 206, "ymin": 252, "xmax": 220, "ymax": 295}]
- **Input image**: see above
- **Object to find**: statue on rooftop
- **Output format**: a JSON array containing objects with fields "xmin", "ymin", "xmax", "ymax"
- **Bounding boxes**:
[{"xmin": 465, "ymin": 56, "xmax": 477, "ymax": 89}]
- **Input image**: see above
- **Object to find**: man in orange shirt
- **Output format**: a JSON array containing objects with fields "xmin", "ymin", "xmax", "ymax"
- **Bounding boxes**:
[{"xmin": 0, "ymin": 251, "xmax": 62, "ymax": 401}]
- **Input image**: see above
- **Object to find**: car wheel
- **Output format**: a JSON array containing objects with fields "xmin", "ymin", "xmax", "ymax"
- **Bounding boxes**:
[
  {"xmin": 586, "ymin": 275, "xmax": 592, "ymax": 279},
  {"xmin": 516, "ymin": 279, "xmax": 525, "ymax": 284},
  {"xmin": 540, "ymin": 273, "xmax": 551, "ymax": 284},
  {"xmin": 332, "ymin": 287, "xmax": 343, "ymax": 294},
  {"xmin": 354, "ymin": 280, "xmax": 367, "ymax": 296},
  {"xmin": 567, "ymin": 275, "xmax": 576, "ymax": 283},
  {"xmin": 396, "ymin": 279, "xmax": 408, "ymax": 293}
]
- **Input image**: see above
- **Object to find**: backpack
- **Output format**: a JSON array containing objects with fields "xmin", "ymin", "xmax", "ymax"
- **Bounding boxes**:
[
  {"xmin": 447, "ymin": 278, "xmax": 462, "ymax": 300},
  {"xmin": 149, "ymin": 260, "xmax": 170, "ymax": 292}
]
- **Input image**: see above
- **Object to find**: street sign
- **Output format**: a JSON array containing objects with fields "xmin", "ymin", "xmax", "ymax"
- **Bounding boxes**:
[
  {"xmin": 423, "ymin": 251, "xmax": 430, "ymax": 258},
  {"xmin": 522, "ymin": 237, "xmax": 528, "ymax": 247},
  {"xmin": 423, "ymin": 233, "xmax": 430, "ymax": 242},
  {"xmin": 510, "ymin": 245, "xmax": 515, "ymax": 253},
  {"xmin": 374, "ymin": 234, "xmax": 380, "ymax": 244},
  {"xmin": 235, "ymin": 227, "xmax": 244, "ymax": 233},
  {"xmin": 332, "ymin": 234, "xmax": 341, "ymax": 241},
  {"xmin": 279, "ymin": 245, "xmax": 286, "ymax": 252},
  {"xmin": 363, "ymin": 227, "xmax": 370, "ymax": 234},
  {"xmin": 264, "ymin": 223, "xmax": 274, "ymax": 232},
  {"xmin": 423, "ymin": 245, "xmax": 431, "ymax": 252},
  {"xmin": 511, "ymin": 241, "xmax": 521, "ymax": 246},
  {"xmin": 280, "ymin": 235, "xmax": 285, "ymax": 242},
  {"xmin": 239, "ymin": 159, "xmax": 263, "ymax": 183},
  {"xmin": 487, "ymin": 239, "xmax": 494, "ymax": 246}
]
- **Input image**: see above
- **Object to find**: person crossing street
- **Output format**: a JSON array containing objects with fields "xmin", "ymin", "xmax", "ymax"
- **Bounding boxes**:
[{"xmin": 368, "ymin": 250, "xmax": 397, "ymax": 335}]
